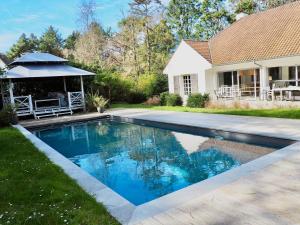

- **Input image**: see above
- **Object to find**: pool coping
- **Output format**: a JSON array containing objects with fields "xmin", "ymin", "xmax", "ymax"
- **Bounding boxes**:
[{"xmin": 14, "ymin": 119, "xmax": 300, "ymax": 225}]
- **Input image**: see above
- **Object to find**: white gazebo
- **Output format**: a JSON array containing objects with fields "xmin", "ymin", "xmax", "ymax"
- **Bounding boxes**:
[{"xmin": 0, "ymin": 52, "xmax": 95, "ymax": 119}]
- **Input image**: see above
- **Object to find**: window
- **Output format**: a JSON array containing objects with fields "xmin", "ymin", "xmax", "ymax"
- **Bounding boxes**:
[
  {"xmin": 183, "ymin": 75, "xmax": 191, "ymax": 95},
  {"xmin": 289, "ymin": 66, "xmax": 300, "ymax": 86},
  {"xmin": 268, "ymin": 67, "xmax": 281, "ymax": 80}
]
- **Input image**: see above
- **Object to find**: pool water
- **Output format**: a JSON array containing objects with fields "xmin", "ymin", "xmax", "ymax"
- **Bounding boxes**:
[{"xmin": 33, "ymin": 118, "xmax": 280, "ymax": 205}]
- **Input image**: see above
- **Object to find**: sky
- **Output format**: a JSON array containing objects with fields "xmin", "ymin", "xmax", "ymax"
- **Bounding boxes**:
[{"xmin": 0, "ymin": 0, "xmax": 137, "ymax": 52}]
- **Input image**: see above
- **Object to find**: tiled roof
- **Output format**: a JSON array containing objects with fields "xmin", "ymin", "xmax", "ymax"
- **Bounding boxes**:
[
  {"xmin": 184, "ymin": 40, "xmax": 212, "ymax": 63},
  {"xmin": 185, "ymin": 1, "xmax": 300, "ymax": 65}
]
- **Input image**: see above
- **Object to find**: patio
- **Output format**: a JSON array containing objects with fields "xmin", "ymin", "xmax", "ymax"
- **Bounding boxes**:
[{"xmin": 215, "ymin": 66, "xmax": 300, "ymax": 101}]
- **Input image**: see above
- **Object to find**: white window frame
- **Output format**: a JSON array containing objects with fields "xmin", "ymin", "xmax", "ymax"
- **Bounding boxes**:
[{"xmin": 183, "ymin": 75, "xmax": 192, "ymax": 96}]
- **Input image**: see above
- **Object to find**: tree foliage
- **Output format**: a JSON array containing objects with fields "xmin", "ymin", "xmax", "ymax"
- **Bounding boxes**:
[
  {"xmin": 7, "ymin": 33, "xmax": 39, "ymax": 60},
  {"xmin": 195, "ymin": 0, "xmax": 234, "ymax": 40},
  {"xmin": 39, "ymin": 26, "xmax": 63, "ymax": 56},
  {"xmin": 73, "ymin": 22, "xmax": 106, "ymax": 67},
  {"xmin": 234, "ymin": 0, "xmax": 258, "ymax": 14},
  {"xmin": 166, "ymin": 0, "xmax": 200, "ymax": 41}
]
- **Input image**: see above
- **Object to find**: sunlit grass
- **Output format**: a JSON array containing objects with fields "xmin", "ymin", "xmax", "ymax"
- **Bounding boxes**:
[
  {"xmin": 111, "ymin": 103, "xmax": 300, "ymax": 119},
  {"xmin": 0, "ymin": 127, "xmax": 119, "ymax": 225}
]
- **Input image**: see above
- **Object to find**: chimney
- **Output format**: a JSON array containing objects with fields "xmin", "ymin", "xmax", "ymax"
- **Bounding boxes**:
[{"xmin": 236, "ymin": 12, "xmax": 248, "ymax": 21}]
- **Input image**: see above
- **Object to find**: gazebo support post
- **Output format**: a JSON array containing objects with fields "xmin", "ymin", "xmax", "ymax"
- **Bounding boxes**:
[
  {"xmin": 0, "ymin": 80, "xmax": 4, "ymax": 104},
  {"xmin": 80, "ymin": 76, "xmax": 86, "ymax": 111},
  {"xmin": 8, "ymin": 79, "xmax": 14, "ymax": 105},
  {"xmin": 63, "ymin": 77, "xmax": 67, "ymax": 92}
]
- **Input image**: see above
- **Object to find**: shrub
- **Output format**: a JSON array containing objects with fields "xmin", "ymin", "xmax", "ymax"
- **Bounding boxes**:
[
  {"xmin": 85, "ymin": 91, "xmax": 99, "ymax": 112},
  {"xmin": 126, "ymin": 91, "xmax": 147, "ymax": 104},
  {"xmin": 144, "ymin": 96, "xmax": 161, "ymax": 106},
  {"xmin": 165, "ymin": 94, "xmax": 182, "ymax": 106},
  {"xmin": 187, "ymin": 93, "xmax": 210, "ymax": 108},
  {"xmin": 160, "ymin": 92, "xmax": 169, "ymax": 106},
  {"xmin": 136, "ymin": 73, "xmax": 168, "ymax": 98},
  {"xmin": 0, "ymin": 104, "xmax": 18, "ymax": 127}
]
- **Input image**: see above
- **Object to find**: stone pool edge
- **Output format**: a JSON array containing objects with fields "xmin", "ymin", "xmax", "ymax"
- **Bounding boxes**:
[{"xmin": 14, "ymin": 123, "xmax": 300, "ymax": 225}]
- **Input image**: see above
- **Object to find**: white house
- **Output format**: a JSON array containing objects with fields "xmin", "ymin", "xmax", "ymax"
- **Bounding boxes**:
[{"xmin": 164, "ymin": 2, "xmax": 300, "ymax": 102}]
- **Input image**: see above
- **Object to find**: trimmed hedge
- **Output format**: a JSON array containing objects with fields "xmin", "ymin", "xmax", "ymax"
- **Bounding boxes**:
[{"xmin": 186, "ymin": 93, "xmax": 209, "ymax": 108}]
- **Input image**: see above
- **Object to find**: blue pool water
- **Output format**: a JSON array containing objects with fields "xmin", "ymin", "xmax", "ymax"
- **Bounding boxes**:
[{"xmin": 33, "ymin": 118, "xmax": 277, "ymax": 205}]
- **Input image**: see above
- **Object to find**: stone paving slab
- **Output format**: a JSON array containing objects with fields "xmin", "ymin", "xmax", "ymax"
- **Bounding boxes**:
[{"xmin": 111, "ymin": 109, "xmax": 300, "ymax": 141}]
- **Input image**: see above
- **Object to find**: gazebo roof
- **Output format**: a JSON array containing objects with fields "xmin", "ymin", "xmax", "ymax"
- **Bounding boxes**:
[
  {"xmin": 10, "ymin": 52, "xmax": 68, "ymax": 65},
  {"xmin": 3, "ymin": 64, "xmax": 95, "ymax": 79}
]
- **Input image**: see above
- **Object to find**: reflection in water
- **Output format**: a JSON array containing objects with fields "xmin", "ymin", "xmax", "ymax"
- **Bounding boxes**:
[{"xmin": 35, "ymin": 120, "xmax": 274, "ymax": 205}]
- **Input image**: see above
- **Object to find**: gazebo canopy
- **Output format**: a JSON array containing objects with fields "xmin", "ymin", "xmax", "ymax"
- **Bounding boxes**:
[
  {"xmin": 2, "ymin": 52, "xmax": 95, "ymax": 79},
  {"xmin": 9, "ymin": 52, "xmax": 68, "ymax": 65},
  {"xmin": 3, "ymin": 65, "xmax": 94, "ymax": 79}
]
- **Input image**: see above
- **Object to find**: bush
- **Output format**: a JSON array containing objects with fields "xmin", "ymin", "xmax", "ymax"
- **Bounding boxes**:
[
  {"xmin": 136, "ymin": 73, "xmax": 168, "ymax": 98},
  {"xmin": 0, "ymin": 104, "xmax": 18, "ymax": 127},
  {"xmin": 160, "ymin": 92, "xmax": 169, "ymax": 106},
  {"xmin": 126, "ymin": 91, "xmax": 147, "ymax": 104},
  {"xmin": 144, "ymin": 96, "xmax": 161, "ymax": 106},
  {"xmin": 187, "ymin": 93, "xmax": 210, "ymax": 108},
  {"xmin": 165, "ymin": 94, "xmax": 182, "ymax": 106}
]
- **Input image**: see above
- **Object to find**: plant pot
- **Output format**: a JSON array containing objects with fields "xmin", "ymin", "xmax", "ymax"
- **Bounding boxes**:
[{"xmin": 97, "ymin": 107, "xmax": 105, "ymax": 113}]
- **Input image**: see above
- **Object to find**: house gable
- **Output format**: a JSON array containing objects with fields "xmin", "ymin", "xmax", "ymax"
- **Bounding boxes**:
[{"xmin": 163, "ymin": 40, "xmax": 212, "ymax": 76}]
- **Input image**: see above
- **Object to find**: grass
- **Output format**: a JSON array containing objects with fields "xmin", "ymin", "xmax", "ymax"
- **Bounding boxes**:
[
  {"xmin": 111, "ymin": 103, "xmax": 300, "ymax": 119},
  {"xmin": 0, "ymin": 127, "xmax": 119, "ymax": 225}
]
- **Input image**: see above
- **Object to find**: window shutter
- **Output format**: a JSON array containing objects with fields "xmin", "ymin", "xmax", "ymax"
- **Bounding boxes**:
[
  {"xmin": 191, "ymin": 74, "xmax": 198, "ymax": 93},
  {"xmin": 174, "ymin": 76, "xmax": 180, "ymax": 94}
]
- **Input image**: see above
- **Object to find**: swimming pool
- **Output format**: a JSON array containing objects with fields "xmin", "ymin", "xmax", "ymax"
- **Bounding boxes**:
[{"xmin": 32, "ymin": 117, "xmax": 293, "ymax": 205}]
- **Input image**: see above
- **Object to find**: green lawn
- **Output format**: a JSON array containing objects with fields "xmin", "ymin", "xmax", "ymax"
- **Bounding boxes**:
[
  {"xmin": 0, "ymin": 127, "xmax": 119, "ymax": 225},
  {"xmin": 111, "ymin": 103, "xmax": 300, "ymax": 119}
]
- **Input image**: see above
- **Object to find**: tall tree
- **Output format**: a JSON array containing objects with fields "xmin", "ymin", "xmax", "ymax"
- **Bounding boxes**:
[
  {"xmin": 63, "ymin": 31, "xmax": 81, "ymax": 60},
  {"xmin": 148, "ymin": 19, "xmax": 175, "ymax": 74},
  {"xmin": 129, "ymin": 0, "xmax": 163, "ymax": 73},
  {"xmin": 74, "ymin": 22, "xmax": 106, "ymax": 67},
  {"xmin": 64, "ymin": 31, "xmax": 80, "ymax": 50},
  {"xmin": 6, "ymin": 33, "xmax": 38, "ymax": 60},
  {"xmin": 39, "ymin": 26, "xmax": 63, "ymax": 56},
  {"xmin": 77, "ymin": 0, "xmax": 97, "ymax": 30},
  {"xmin": 114, "ymin": 16, "xmax": 143, "ymax": 76},
  {"xmin": 195, "ymin": 0, "xmax": 234, "ymax": 40},
  {"xmin": 166, "ymin": 0, "xmax": 200, "ymax": 41}
]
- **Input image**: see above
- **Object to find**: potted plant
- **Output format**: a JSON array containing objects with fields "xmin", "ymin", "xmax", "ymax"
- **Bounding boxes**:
[{"xmin": 93, "ymin": 96, "xmax": 109, "ymax": 113}]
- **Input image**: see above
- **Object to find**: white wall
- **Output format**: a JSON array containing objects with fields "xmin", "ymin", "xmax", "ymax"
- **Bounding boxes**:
[{"xmin": 164, "ymin": 40, "xmax": 212, "ymax": 97}]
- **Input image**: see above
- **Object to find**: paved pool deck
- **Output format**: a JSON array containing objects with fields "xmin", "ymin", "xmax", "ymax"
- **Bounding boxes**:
[
  {"xmin": 111, "ymin": 109, "xmax": 300, "ymax": 225},
  {"xmin": 19, "ymin": 110, "xmax": 300, "ymax": 225}
]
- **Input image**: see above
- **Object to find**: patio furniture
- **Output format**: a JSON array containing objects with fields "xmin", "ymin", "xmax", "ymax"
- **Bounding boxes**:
[
  {"xmin": 215, "ymin": 85, "xmax": 241, "ymax": 99},
  {"xmin": 272, "ymin": 86, "xmax": 300, "ymax": 101}
]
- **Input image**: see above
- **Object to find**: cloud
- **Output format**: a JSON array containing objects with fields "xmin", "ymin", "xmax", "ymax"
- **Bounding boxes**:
[
  {"xmin": 10, "ymin": 13, "xmax": 41, "ymax": 23},
  {"xmin": 0, "ymin": 33, "xmax": 19, "ymax": 52}
]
